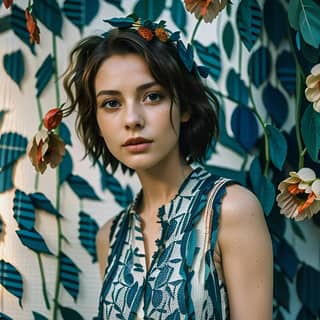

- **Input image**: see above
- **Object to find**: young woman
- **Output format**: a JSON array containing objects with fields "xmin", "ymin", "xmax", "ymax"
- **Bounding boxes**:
[{"xmin": 63, "ymin": 16, "xmax": 273, "ymax": 320}]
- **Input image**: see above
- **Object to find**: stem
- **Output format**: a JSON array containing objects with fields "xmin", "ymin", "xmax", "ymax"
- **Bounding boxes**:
[
  {"xmin": 295, "ymin": 67, "xmax": 305, "ymax": 169},
  {"xmin": 248, "ymin": 84, "xmax": 270, "ymax": 176},
  {"xmin": 52, "ymin": 33, "xmax": 62, "ymax": 320},
  {"xmin": 287, "ymin": 28, "xmax": 305, "ymax": 169},
  {"xmin": 190, "ymin": 17, "xmax": 203, "ymax": 44},
  {"xmin": 37, "ymin": 253, "xmax": 51, "ymax": 309},
  {"xmin": 36, "ymin": 97, "xmax": 43, "ymax": 131}
]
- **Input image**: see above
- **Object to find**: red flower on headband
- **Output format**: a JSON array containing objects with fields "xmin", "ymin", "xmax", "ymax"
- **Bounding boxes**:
[
  {"xmin": 44, "ymin": 108, "xmax": 63, "ymax": 131},
  {"xmin": 3, "ymin": 0, "xmax": 13, "ymax": 9},
  {"xmin": 25, "ymin": 8, "xmax": 40, "ymax": 44},
  {"xmin": 137, "ymin": 26, "xmax": 154, "ymax": 41},
  {"xmin": 184, "ymin": 0, "xmax": 228, "ymax": 23}
]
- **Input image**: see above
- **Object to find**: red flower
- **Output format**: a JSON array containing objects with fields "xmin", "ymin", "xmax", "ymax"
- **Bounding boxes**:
[
  {"xmin": 137, "ymin": 27, "xmax": 154, "ymax": 41},
  {"xmin": 44, "ymin": 108, "xmax": 63, "ymax": 131},
  {"xmin": 184, "ymin": 0, "xmax": 228, "ymax": 23},
  {"xmin": 3, "ymin": 0, "xmax": 13, "ymax": 9},
  {"xmin": 25, "ymin": 9, "xmax": 40, "ymax": 44},
  {"xmin": 27, "ymin": 130, "xmax": 65, "ymax": 174}
]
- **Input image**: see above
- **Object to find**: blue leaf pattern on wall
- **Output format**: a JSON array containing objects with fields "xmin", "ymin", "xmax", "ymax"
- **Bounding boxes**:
[
  {"xmin": 0, "ymin": 259, "xmax": 24, "ymax": 307},
  {"xmin": 3, "ymin": 50, "xmax": 24, "ymax": 88},
  {"xmin": 104, "ymin": 0, "xmax": 125, "ymax": 12},
  {"xmin": 262, "ymin": 84, "xmax": 289, "ymax": 128},
  {"xmin": 194, "ymin": 41, "xmax": 222, "ymax": 80},
  {"xmin": 60, "ymin": 252, "xmax": 81, "ymax": 302},
  {"xmin": 32, "ymin": 311, "xmax": 48, "ymax": 320},
  {"xmin": 78, "ymin": 211, "xmax": 99, "ymax": 263},
  {"xmin": 59, "ymin": 305, "xmax": 84, "ymax": 320},
  {"xmin": 63, "ymin": 0, "xmax": 100, "ymax": 33},
  {"xmin": 59, "ymin": 122, "xmax": 72, "ymax": 146},
  {"xmin": 231, "ymin": 106, "xmax": 259, "ymax": 151},
  {"xmin": 276, "ymin": 50, "xmax": 296, "ymax": 96},
  {"xmin": 59, "ymin": 149, "xmax": 73, "ymax": 185},
  {"xmin": 35, "ymin": 55, "xmax": 53, "ymax": 97},
  {"xmin": 226, "ymin": 69, "xmax": 249, "ymax": 106},
  {"xmin": 33, "ymin": 0, "xmax": 63, "ymax": 37},
  {"xmin": 0, "ymin": 165, "xmax": 14, "ymax": 193},
  {"xmin": 236, "ymin": 0, "xmax": 262, "ymax": 51},
  {"xmin": 0, "ymin": 312, "xmax": 14, "ymax": 320},
  {"xmin": 29, "ymin": 192, "xmax": 62, "ymax": 217},
  {"xmin": 0, "ymin": 132, "xmax": 28, "ymax": 170},
  {"xmin": 13, "ymin": 189, "xmax": 36, "ymax": 230},
  {"xmin": 133, "ymin": 0, "xmax": 166, "ymax": 20},
  {"xmin": 10, "ymin": 5, "xmax": 35, "ymax": 54},
  {"xmin": 16, "ymin": 229, "xmax": 53, "ymax": 254},
  {"xmin": 67, "ymin": 174, "xmax": 100, "ymax": 200},
  {"xmin": 247, "ymin": 46, "xmax": 272, "ymax": 88},
  {"xmin": 170, "ymin": 0, "xmax": 187, "ymax": 35}
]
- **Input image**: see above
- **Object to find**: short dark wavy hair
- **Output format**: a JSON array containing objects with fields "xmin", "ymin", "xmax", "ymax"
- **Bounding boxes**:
[{"xmin": 63, "ymin": 28, "xmax": 219, "ymax": 172}]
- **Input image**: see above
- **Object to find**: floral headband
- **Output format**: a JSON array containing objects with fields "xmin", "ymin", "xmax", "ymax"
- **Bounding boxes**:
[{"xmin": 103, "ymin": 14, "xmax": 210, "ymax": 79}]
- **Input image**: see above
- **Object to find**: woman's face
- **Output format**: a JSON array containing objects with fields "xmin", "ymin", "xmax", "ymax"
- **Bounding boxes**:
[{"xmin": 94, "ymin": 53, "xmax": 189, "ymax": 173}]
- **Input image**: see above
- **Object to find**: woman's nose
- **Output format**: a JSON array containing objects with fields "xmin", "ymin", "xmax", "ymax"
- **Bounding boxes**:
[{"xmin": 124, "ymin": 103, "xmax": 145, "ymax": 130}]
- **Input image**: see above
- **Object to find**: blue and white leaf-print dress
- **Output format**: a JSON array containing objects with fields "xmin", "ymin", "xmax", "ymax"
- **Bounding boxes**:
[{"xmin": 98, "ymin": 167, "xmax": 232, "ymax": 320}]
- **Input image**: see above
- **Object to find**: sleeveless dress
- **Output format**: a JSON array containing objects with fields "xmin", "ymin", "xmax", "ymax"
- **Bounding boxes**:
[{"xmin": 97, "ymin": 167, "xmax": 232, "ymax": 320}]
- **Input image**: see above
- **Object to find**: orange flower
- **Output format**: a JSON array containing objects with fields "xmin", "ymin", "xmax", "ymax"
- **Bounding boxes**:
[
  {"xmin": 276, "ymin": 168, "xmax": 320, "ymax": 220},
  {"xmin": 155, "ymin": 28, "xmax": 168, "ymax": 42},
  {"xmin": 44, "ymin": 108, "xmax": 63, "ymax": 131},
  {"xmin": 25, "ymin": 9, "xmax": 40, "ymax": 44},
  {"xmin": 3, "ymin": 0, "xmax": 13, "ymax": 9},
  {"xmin": 184, "ymin": 0, "xmax": 228, "ymax": 23},
  {"xmin": 137, "ymin": 27, "xmax": 154, "ymax": 41},
  {"xmin": 27, "ymin": 129, "xmax": 65, "ymax": 174}
]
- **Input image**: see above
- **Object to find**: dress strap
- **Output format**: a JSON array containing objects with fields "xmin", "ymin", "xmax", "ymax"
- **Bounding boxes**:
[{"xmin": 203, "ymin": 178, "xmax": 233, "ymax": 255}]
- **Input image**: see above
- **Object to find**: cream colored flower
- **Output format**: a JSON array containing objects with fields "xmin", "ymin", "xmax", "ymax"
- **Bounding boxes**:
[
  {"xmin": 305, "ymin": 63, "xmax": 320, "ymax": 112},
  {"xmin": 27, "ymin": 130, "xmax": 65, "ymax": 174},
  {"xmin": 184, "ymin": 0, "xmax": 228, "ymax": 23},
  {"xmin": 276, "ymin": 168, "xmax": 320, "ymax": 221}
]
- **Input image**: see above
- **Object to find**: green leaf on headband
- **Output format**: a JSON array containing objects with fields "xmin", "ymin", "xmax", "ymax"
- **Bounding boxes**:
[
  {"xmin": 177, "ymin": 40, "xmax": 194, "ymax": 72},
  {"xmin": 103, "ymin": 17, "xmax": 135, "ymax": 28}
]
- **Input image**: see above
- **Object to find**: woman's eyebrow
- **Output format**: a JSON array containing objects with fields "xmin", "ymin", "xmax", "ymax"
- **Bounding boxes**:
[{"xmin": 96, "ymin": 82, "xmax": 159, "ymax": 98}]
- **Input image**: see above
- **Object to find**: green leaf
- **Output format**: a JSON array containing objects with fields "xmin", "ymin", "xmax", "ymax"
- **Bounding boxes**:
[
  {"xmin": 3, "ymin": 50, "xmax": 24, "ymax": 87},
  {"xmin": 0, "ymin": 15, "xmax": 11, "ymax": 33},
  {"xmin": 249, "ymin": 158, "xmax": 275, "ymax": 215},
  {"xmin": 33, "ymin": 0, "xmax": 63, "ymax": 37},
  {"xmin": 63, "ymin": 0, "xmax": 99, "ymax": 33},
  {"xmin": 33, "ymin": 311, "xmax": 48, "ymax": 320},
  {"xmin": 170, "ymin": 0, "xmax": 187, "ymax": 35},
  {"xmin": 236, "ymin": 0, "xmax": 262, "ymax": 51},
  {"xmin": 16, "ymin": 229, "xmax": 53, "ymax": 255},
  {"xmin": 299, "ymin": 0, "xmax": 320, "ymax": 48},
  {"xmin": 288, "ymin": 0, "xmax": 300, "ymax": 30},
  {"xmin": 266, "ymin": 125, "xmax": 287, "ymax": 170},
  {"xmin": 11, "ymin": 5, "xmax": 36, "ymax": 54},
  {"xmin": 35, "ymin": 55, "xmax": 53, "ymax": 97},
  {"xmin": 301, "ymin": 104, "xmax": 320, "ymax": 162},
  {"xmin": 59, "ymin": 306, "xmax": 84, "ymax": 320},
  {"xmin": 133, "ymin": 0, "xmax": 166, "ymax": 20},
  {"xmin": 0, "ymin": 260, "xmax": 23, "ymax": 307},
  {"xmin": 222, "ymin": 21, "xmax": 234, "ymax": 59}
]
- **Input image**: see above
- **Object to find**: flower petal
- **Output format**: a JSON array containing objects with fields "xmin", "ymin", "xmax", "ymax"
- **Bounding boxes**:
[
  {"xmin": 306, "ymin": 74, "xmax": 320, "ymax": 88},
  {"xmin": 305, "ymin": 87, "xmax": 320, "ymax": 102},
  {"xmin": 296, "ymin": 168, "xmax": 316, "ymax": 182},
  {"xmin": 313, "ymin": 99, "xmax": 320, "ymax": 113},
  {"xmin": 312, "ymin": 179, "xmax": 320, "ymax": 198},
  {"xmin": 311, "ymin": 63, "xmax": 320, "ymax": 76}
]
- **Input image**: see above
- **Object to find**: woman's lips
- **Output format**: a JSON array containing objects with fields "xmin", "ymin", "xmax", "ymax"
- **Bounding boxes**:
[{"xmin": 122, "ymin": 137, "xmax": 153, "ymax": 153}]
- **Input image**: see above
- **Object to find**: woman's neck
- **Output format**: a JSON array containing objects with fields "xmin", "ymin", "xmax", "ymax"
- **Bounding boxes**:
[{"xmin": 136, "ymin": 162, "xmax": 193, "ymax": 217}]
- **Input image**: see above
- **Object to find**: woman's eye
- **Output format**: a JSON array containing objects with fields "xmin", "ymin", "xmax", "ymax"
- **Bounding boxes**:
[
  {"xmin": 102, "ymin": 100, "xmax": 120, "ymax": 109},
  {"xmin": 145, "ymin": 93, "xmax": 163, "ymax": 103}
]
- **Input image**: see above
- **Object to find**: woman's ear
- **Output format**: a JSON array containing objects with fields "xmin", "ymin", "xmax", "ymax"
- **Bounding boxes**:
[{"xmin": 181, "ymin": 109, "xmax": 191, "ymax": 123}]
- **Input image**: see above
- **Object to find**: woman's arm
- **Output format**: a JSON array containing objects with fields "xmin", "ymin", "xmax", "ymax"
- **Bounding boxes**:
[
  {"xmin": 96, "ymin": 218, "xmax": 114, "ymax": 279},
  {"xmin": 219, "ymin": 184, "xmax": 273, "ymax": 320}
]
